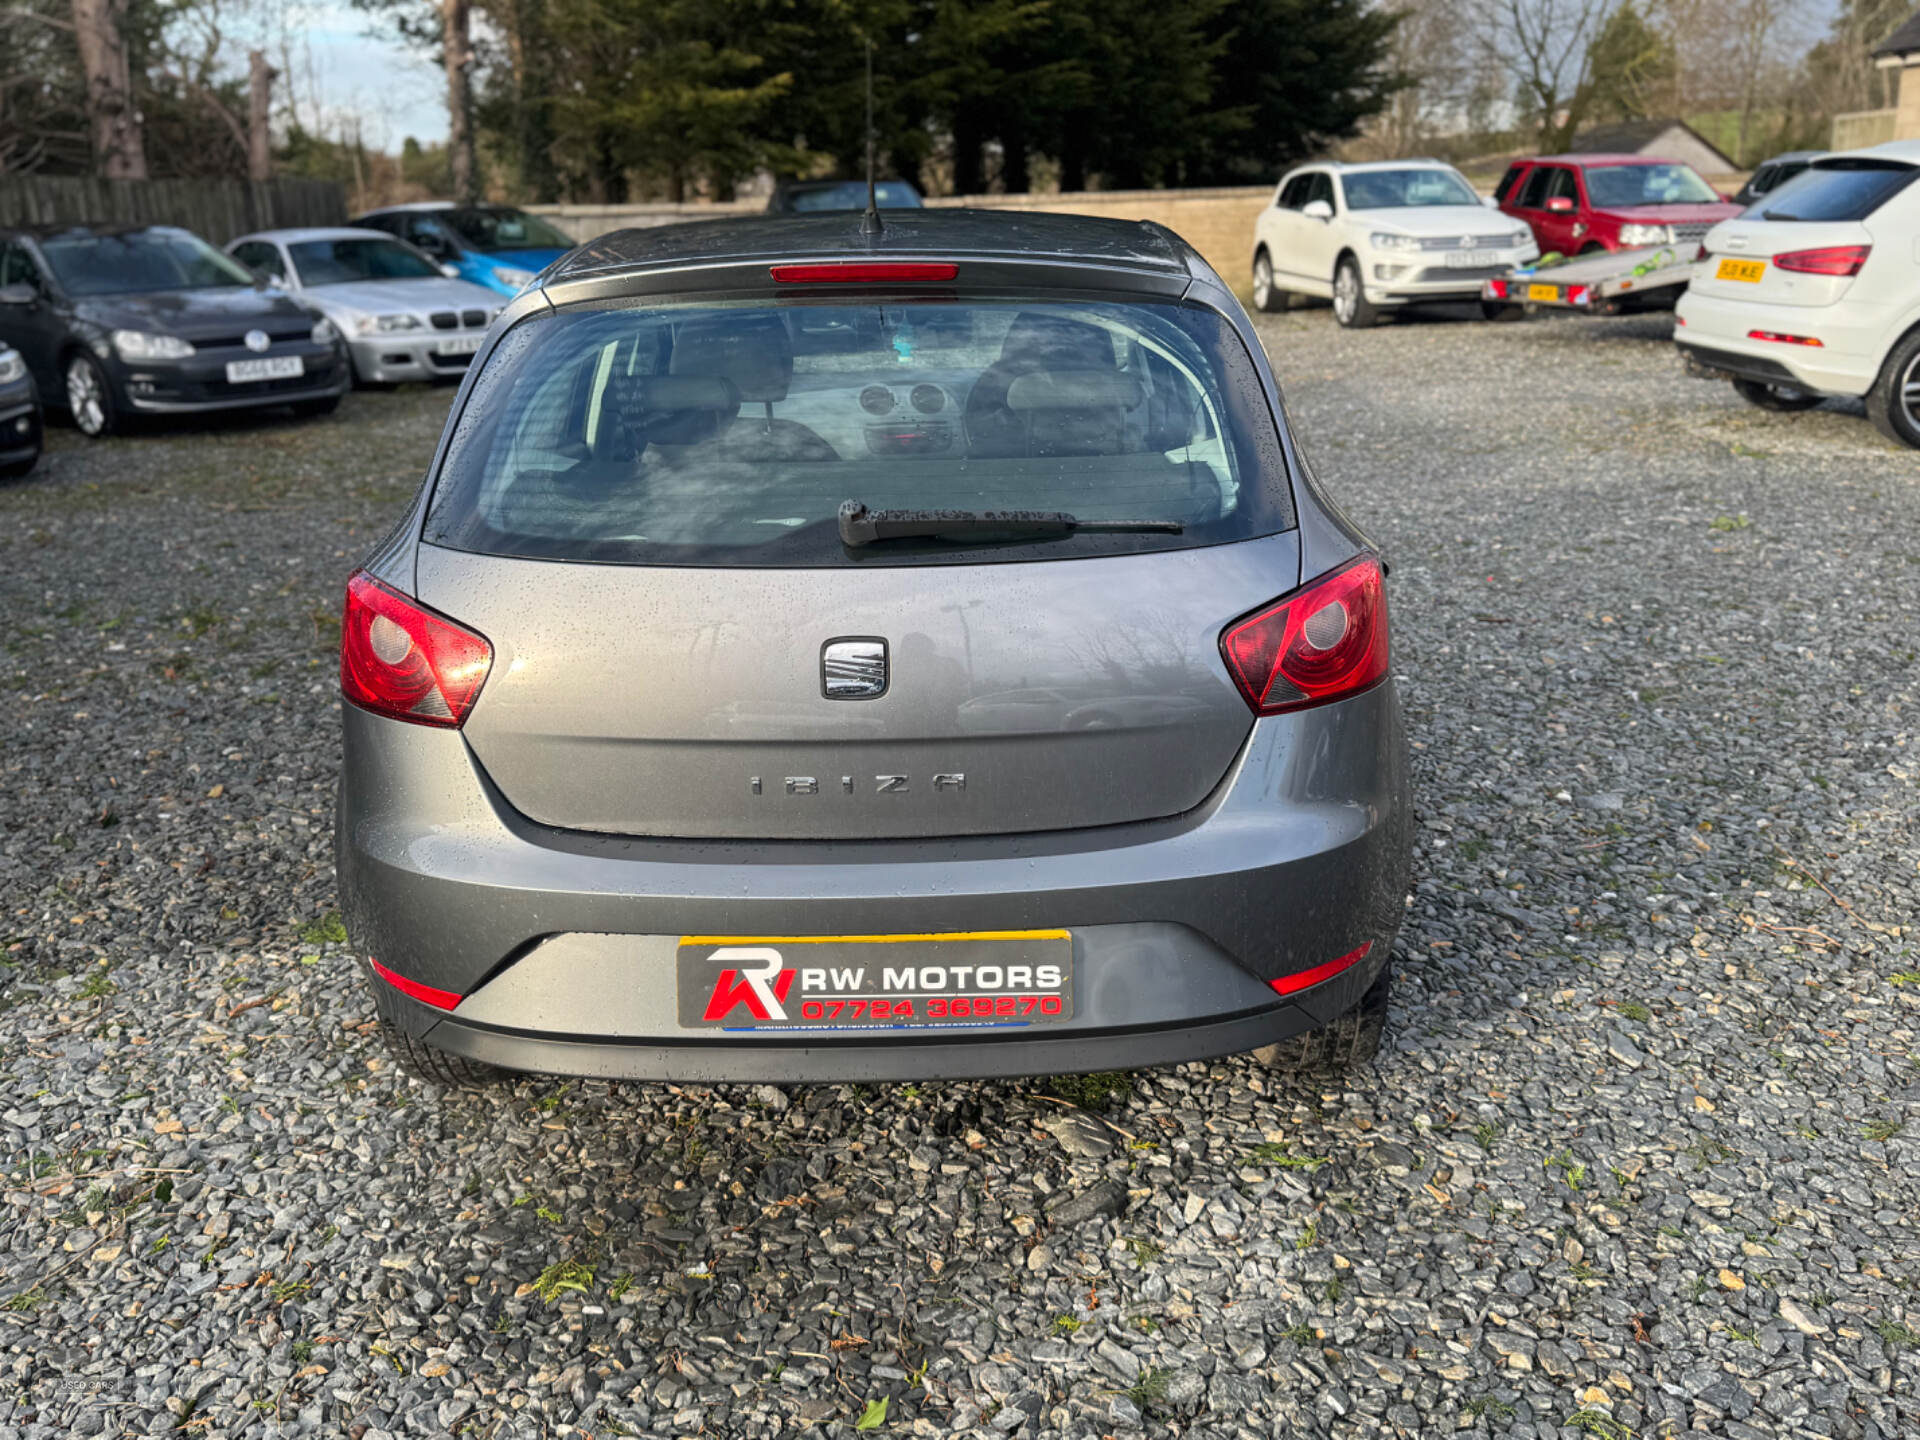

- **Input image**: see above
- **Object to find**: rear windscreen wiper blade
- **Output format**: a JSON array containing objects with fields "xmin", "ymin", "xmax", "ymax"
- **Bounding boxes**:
[{"xmin": 838, "ymin": 500, "xmax": 1182, "ymax": 548}]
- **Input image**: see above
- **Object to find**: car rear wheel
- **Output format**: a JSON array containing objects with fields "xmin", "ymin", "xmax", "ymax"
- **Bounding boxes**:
[
  {"xmin": 64, "ymin": 353, "xmax": 120, "ymax": 438},
  {"xmin": 1332, "ymin": 257, "xmax": 1379, "ymax": 329},
  {"xmin": 1252, "ymin": 962, "xmax": 1390, "ymax": 1075},
  {"xmin": 1865, "ymin": 329, "xmax": 1920, "ymax": 449},
  {"xmin": 1251, "ymin": 252, "xmax": 1289, "ymax": 313},
  {"xmin": 376, "ymin": 1011, "xmax": 502, "ymax": 1087},
  {"xmin": 1732, "ymin": 378, "xmax": 1822, "ymax": 412}
]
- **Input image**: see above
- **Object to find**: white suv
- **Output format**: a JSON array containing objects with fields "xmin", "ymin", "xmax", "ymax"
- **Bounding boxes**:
[
  {"xmin": 1250, "ymin": 161, "xmax": 1537, "ymax": 328},
  {"xmin": 1675, "ymin": 141, "xmax": 1920, "ymax": 448}
]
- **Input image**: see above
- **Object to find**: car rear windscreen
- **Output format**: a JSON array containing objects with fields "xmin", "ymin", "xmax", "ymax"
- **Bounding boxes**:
[
  {"xmin": 424, "ymin": 297, "xmax": 1294, "ymax": 566},
  {"xmin": 1757, "ymin": 161, "xmax": 1919, "ymax": 222}
]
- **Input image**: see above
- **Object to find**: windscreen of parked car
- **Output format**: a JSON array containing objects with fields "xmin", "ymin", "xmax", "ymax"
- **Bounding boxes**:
[
  {"xmin": 289, "ymin": 237, "xmax": 443, "ymax": 285},
  {"xmin": 444, "ymin": 207, "xmax": 574, "ymax": 252},
  {"xmin": 1583, "ymin": 164, "xmax": 1720, "ymax": 206},
  {"xmin": 1757, "ymin": 160, "xmax": 1918, "ymax": 221},
  {"xmin": 788, "ymin": 182, "xmax": 925, "ymax": 212},
  {"xmin": 42, "ymin": 230, "xmax": 255, "ymax": 295},
  {"xmin": 1343, "ymin": 169, "xmax": 1480, "ymax": 209},
  {"xmin": 426, "ymin": 298, "xmax": 1292, "ymax": 566}
]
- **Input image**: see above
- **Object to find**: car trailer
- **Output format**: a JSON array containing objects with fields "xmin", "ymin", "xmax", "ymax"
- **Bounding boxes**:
[{"xmin": 1484, "ymin": 242, "xmax": 1701, "ymax": 316}]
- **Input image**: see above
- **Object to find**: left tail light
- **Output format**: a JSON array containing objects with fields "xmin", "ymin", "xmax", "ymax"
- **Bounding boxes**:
[
  {"xmin": 340, "ymin": 571, "xmax": 492, "ymax": 727},
  {"xmin": 1219, "ymin": 555, "xmax": 1390, "ymax": 716}
]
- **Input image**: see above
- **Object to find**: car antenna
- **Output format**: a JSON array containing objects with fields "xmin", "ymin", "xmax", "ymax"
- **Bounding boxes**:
[{"xmin": 861, "ymin": 36, "xmax": 882, "ymax": 238}]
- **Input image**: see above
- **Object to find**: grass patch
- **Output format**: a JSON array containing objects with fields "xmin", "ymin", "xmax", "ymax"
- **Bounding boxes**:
[
  {"xmin": 1050, "ymin": 1315, "xmax": 1081, "ymax": 1335},
  {"xmin": 1614, "ymin": 1000, "xmax": 1651, "ymax": 1023},
  {"xmin": 1862, "ymin": 1118, "xmax": 1902, "ymax": 1143},
  {"xmin": 1877, "ymin": 1320, "xmax": 1920, "ymax": 1349},
  {"xmin": 1243, "ymin": 1142, "xmax": 1331, "ymax": 1171},
  {"xmin": 1045, "ymin": 1071, "xmax": 1130, "ymax": 1108},
  {"xmin": 1564, "ymin": 1410, "xmax": 1633, "ymax": 1440},
  {"xmin": 1464, "ymin": 1396, "xmax": 1517, "ymax": 1423},
  {"xmin": 1125, "ymin": 1368, "xmax": 1169, "ymax": 1414},
  {"xmin": 531, "ymin": 1258, "xmax": 595, "ymax": 1304},
  {"xmin": 297, "ymin": 913, "xmax": 348, "ymax": 946}
]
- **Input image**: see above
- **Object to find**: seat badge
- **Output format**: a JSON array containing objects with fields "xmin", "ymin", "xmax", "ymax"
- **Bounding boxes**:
[{"xmin": 822, "ymin": 638, "xmax": 888, "ymax": 699}]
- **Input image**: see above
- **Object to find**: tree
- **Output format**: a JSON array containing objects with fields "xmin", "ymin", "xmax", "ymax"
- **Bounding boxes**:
[
  {"xmin": 442, "ymin": 0, "xmax": 476, "ymax": 200},
  {"xmin": 70, "ymin": 0, "xmax": 148, "ymax": 177},
  {"xmin": 1478, "ymin": 0, "xmax": 1611, "ymax": 149},
  {"xmin": 1583, "ymin": 2, "xmax": 1675, "ymax": 121}
]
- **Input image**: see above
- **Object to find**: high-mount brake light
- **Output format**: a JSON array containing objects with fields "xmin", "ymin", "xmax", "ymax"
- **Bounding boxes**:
[
  {"xmin": 340, "ymin": 571, "xmax": 492, "ymax": 728},
  {"xmin": 769, "ymin": 262, "xmax": 959, "ymax": 284},
  {"xmin": 1219, "ymin": 555, "xmax": 1390, "ymax": 716},
  {"xmin": 1772, "ymin": 244, "xmax": 1870, "ymax": 277}
]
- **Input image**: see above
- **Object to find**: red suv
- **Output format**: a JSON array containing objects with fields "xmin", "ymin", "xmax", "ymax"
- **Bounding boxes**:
[{"xmin": 1495, "ymin": 154, "xmax": 1741, "ymax": 257}]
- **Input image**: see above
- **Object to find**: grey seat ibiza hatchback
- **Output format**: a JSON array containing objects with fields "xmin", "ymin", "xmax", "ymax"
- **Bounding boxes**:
[{"xmin": 335, "ymin": 209, "xmax": 1411, "ymax": 1086}]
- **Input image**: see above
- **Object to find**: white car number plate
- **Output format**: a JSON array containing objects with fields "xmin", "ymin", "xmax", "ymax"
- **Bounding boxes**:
[
  {"xmin": 225, "ymin": 356, "xmax": 303, "ymax": 384},
  {"xmin": 434, "ymin": 335, "xmax": 484, "ymax": 356},
  {"xmin": 1445, "ymin": 250, "xmax": 1500, "ymax": 268}
]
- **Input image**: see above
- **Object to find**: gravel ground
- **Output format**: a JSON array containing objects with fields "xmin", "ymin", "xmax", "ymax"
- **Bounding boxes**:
[{"xmin": 2, "ymin": 306, "xmax": 1917, "ymax": 1440}]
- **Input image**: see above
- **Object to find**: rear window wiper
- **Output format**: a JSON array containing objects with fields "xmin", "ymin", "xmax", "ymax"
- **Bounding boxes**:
[{"xmin": 837, "ymin": 500, "xmax": 1183, "ymax": 548}]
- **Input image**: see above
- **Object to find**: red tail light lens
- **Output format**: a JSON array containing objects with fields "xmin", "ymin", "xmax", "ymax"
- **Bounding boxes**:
[
  {"xmin": 340, "ymin": 571, "xmax": 492, "ymax": 728},
  {"xmin": 1270, "ymin": 941, "xmax": 1372, "ymax": 996},
  {"xmin": 1220, "ymin": 555, "xmax": 1390, "ymax": 715},
  {"xmin": 1772, "ymin": 245, "xmax": 1870, "ymax": 276},
  {"xmin": 1747, "ymin": 330, "xmax": 1823, "ymax": 347},
  {"xmin": 770, "ymin": 262, "xmax": 958, "ymax": 283}
]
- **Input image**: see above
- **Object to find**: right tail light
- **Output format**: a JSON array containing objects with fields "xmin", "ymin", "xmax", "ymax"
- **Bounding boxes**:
[
  {"xmin": 1773, "ymin": 245, "xmax": 1870, "ymax": 276},
  {"xmin": 1220, "ymin": 555, "xmax": 1390, "ymax": 715}
]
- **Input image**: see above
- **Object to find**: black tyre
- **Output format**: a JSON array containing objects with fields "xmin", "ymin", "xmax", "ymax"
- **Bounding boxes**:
[
  {"xmin": 1251, "ymin": 251, "xmax": 1289, "ymax": 313},
  {"xmin": 376, "ymin": 1011, "xmax": 502, "ymax": 1087},
  {"xmin": 1252, "ymin": 962, "xmax": 1390, "ymax": 1075},
  {"xmin": 1731, "ymin": 378, "xmax": 1822, "ymax": 412},
  {"xmin": 1480, "ymin": 301, "xmax": 1527, "ymax": 323},
  {"xmin": 291, "ymin": 393, "xmax": 342, "ymax": 419},
  {"xmin": 63, "ymin": 351, "xmax": 121, "ymax": 437},
  {"xmin": 1864, "ymin": 327, "xmax": 1920, "ymax": 449},
  {"xmin": 1332, "ymin": 256, "xmax": 1380, "ymax": 329}
]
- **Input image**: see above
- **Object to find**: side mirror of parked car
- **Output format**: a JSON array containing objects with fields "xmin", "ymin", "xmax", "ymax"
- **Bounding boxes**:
[
  {"xmin": 1303, "ymin": 199, "xmax": 1333, "ymax": 221},
  {"xmin": 0, "ymin": 283, "xmax": 37, "ymax": 308},
  {"xmin": 1545, "ymin": 197, "xmax": 1574, "ymax": 213},
  {"xmin": 1482, "ymin": 195, "xmax": 1500, "ymax": 207},
  {"xmin": 440, "ymin": 263, "xmax": 461, "ymax": 279}
]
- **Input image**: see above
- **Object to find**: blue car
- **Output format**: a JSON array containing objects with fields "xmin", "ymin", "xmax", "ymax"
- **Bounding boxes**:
[{"xmin": 349, "ymin": 203, "xmax": 574, "ymax": 298}]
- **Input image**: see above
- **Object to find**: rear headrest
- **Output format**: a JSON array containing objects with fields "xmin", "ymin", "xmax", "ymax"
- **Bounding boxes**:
[
  {"xmin": 669, "ymin": 315, "xmax": 793, "ymax": 403},
  {"xmin": 640, "ymin": 375, "xmax": 739, "ymax": 411},
  {"xmin": 997, "ymin": 313, "xmax": 1116, "ymax": 368},
  {"xmin": 1004, "ymin": 370, "xmax": 1144, "ymax": 412}
]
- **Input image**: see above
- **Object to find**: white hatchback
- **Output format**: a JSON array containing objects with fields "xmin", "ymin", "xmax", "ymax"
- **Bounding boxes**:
[
  {"xmin": 1249, "ymin": 161, "xmax": 1537, "ymax": 328},
  {"xmin": 1675, "ymin": 141, "xmax": 1920, "ymax": 447}
]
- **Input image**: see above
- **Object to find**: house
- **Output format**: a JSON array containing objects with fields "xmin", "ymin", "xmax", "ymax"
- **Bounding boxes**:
[
  {"xmin": 1873, "ymin": 10, "xmax": 1920, "ymax": 141},
  {"xmin": 1567, "ymin": 119, "xmax": 1737, "ymax": 176}
]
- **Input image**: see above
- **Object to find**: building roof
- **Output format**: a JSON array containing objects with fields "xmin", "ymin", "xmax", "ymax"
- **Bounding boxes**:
[
  {"xmin": 548, "ymin": 208, "xmax": 1195, "ymax": 285},
  {"xmin": 1567, "ymin": 118, "xmax": 1737, "ymax": 171},
  {"xmin": 1873, "ymin": 10, "xmax": 1920, "ymax": 57}
]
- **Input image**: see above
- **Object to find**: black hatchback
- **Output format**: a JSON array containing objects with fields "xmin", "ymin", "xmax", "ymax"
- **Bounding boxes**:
[{"xmin": 0, "ymin": 224, "xmax": 350, "ymax": 437}]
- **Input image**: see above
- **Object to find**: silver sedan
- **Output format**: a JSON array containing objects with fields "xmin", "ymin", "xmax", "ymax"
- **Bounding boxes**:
[{"xmin": 225, "ymin": 228, "xmax": 503, "ymax": 385}]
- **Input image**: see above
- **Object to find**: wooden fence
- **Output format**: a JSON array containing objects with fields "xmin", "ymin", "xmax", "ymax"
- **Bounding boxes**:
[{"xmin": 0, "ymin": 176, "xmax": 346, "ymax": 243}]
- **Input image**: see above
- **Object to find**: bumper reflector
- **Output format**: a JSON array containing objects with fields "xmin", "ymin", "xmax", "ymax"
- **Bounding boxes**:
[
  {"xmin": 1269, "ymin": 942, "xmax": 1373, "ymax": 997},
  {"xmin": 369, "ymin": 956, "xmax": 462, "ymax": 1011}
]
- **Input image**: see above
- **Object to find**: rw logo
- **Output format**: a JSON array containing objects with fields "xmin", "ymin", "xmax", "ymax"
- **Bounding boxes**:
[{"xmin": 701, "ymin": 947, "xmax": 794, "ymax": 1022}]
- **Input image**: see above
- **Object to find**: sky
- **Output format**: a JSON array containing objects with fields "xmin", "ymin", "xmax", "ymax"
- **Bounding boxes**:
[{"xmin": 275, "ymin": 2, "xmax": 450, "ymax": 148}]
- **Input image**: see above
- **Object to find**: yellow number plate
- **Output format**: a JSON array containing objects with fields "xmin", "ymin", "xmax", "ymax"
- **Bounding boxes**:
[
  {"xmin": 1716, "ymin": 258, "xmax": 1766, "ymax": 283},
  {"xmin": 1526, "ymin": 283, "xmax": 1558, "ymax": 302}
]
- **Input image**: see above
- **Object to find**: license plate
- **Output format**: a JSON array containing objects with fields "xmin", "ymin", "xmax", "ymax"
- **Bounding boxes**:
[
  {"xmin": 434, "ymin": 334, "xmax": 484, "ymax": 355},
  {"xmin": 1716, "ymin": 258, "xmax": 1766, "ymax": 283},
  {"xmin": 1527, "ymin": 283, "xmax": 1559, "ymax": 302},
  {"xmin": 225, "ymin": 356, "xmax": 303, "ymax": 384},
  {"xmin": 1445, "ymin": 250, "xmax": 1499, "ymax": 268},
  {"xmin": 676, "ymin": 930, "xmax": 1074, "ymax": 1031}
]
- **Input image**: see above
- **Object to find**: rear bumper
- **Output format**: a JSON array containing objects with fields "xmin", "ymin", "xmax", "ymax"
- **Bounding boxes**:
[
  {"xmin": 1674, "ymin": 290, "xmax": 1876, "ymax": 396},
  {"xmin": 337, "ymin": 683, "xmax": 1411, "ymax": 1081}
]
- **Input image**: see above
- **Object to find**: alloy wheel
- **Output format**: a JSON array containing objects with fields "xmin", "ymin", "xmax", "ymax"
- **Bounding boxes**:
[
  {"xmin": 1903, "ymin": 352, "xmax": 1920, "ymax": 429},
  {"xmin": 66, "ymin": 358, "xmax": 105, "ymax": 436},
  {"xmin": 1333, "ymin": 267, "xmax": 1357, "ymax": 324},
  {"xmin": 1253, "ymin": 256, "xmax": 1273, "ymax": 311}
]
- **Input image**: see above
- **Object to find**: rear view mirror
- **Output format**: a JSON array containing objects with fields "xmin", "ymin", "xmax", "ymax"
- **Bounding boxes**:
[
  {"xmin": 1303, "ymin": 199, "xmax": 1333, "ymax": 221},
  {"xmin": 1546, "ymin": 196, "xmax": 1574, "ymax": 213},
  {"xmin": 0, "ymin": 282, "xmax": 37, "ymax": 307}
]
